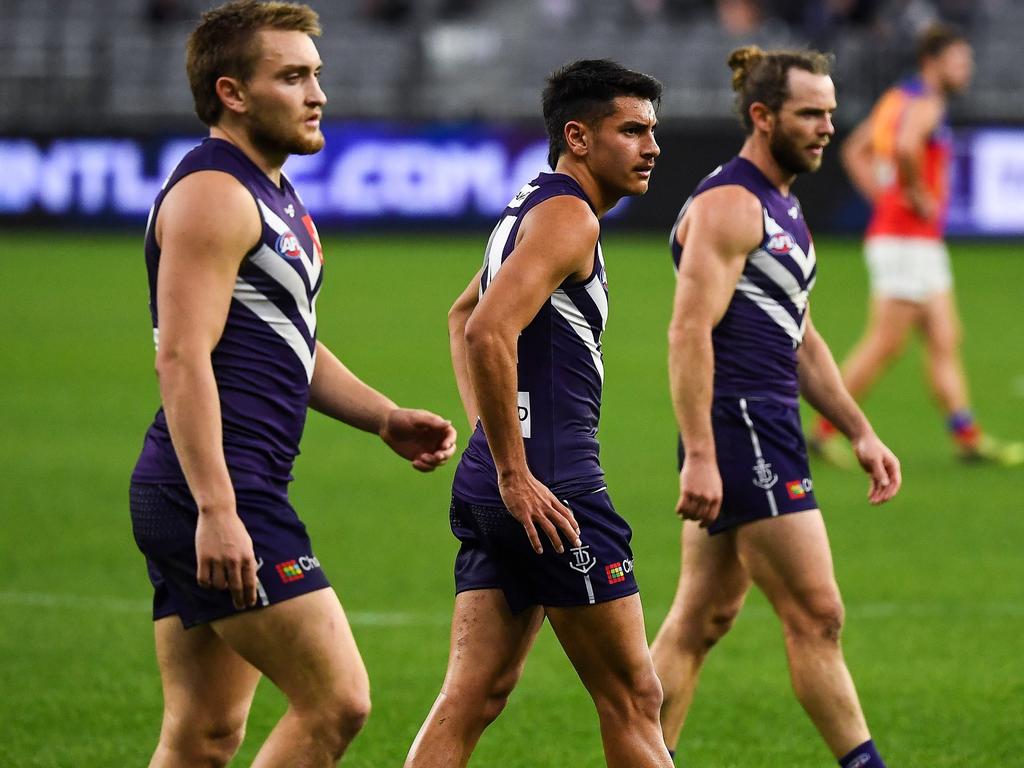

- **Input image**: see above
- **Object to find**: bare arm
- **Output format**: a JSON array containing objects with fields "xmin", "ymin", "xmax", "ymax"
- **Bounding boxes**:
[
  {"xmin": 840, "ymin": 113, "xmax": 879, "ymax": 202},
  {"xmin": 154, "ymin": 170, "xmax": 261, "ymax": 609},
  {"xmin": 464, "ymin": 196, "xmax": 595, "ymax": 553},
  {"xmin": 894, "ymin": 94, "xmax": 944, "ymax": 219},
  {"xmin": 448, "ymin": 268, "xmax": 482, "ymax": 426},
  {"xmin": 798, "ymin": 312, "xmax": 901, "ymax": 504},
  {"xmin": 669, "ymin": 186, "xmax": 761, "ymax": 525},
  {"xmin": 310, "ymin": 343, "xmax": 457, "ymax": 473}
]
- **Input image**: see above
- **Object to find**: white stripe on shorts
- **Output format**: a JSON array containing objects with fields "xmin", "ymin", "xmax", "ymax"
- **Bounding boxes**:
[{"xmin": 739, "ymin": 398, "xmax": 780, "ymax": 517}]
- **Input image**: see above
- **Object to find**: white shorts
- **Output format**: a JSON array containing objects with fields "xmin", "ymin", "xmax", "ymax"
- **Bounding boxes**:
[{"xmin": 865, "ymin": 236, "xmax": 953, "ymax": 302}]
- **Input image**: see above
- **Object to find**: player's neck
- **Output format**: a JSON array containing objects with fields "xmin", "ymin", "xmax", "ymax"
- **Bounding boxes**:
[
  {"xmin": 739, "ymin": 138, "xmax": 795, "ymax": 196},
  {"xmin": 209, "ymin": 125, "xmax": 287, "ymax": 186},
  {"xmin": 918, "ymin": 67, "xmax": 948, "ymax": 101},
  {"xmin": 553, "ymin": 160, "xmax": 618, "ymax": 217}
]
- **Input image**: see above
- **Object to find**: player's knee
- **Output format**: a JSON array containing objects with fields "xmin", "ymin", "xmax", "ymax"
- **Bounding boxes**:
[
  {"xmin": 159, "ymin": 717, "xmax": 246, "ymax": 767},
  {"xmin": 332, "ymin": 691, "xmax": 373, "ymax": 742},
  {"xmin": 302, "ymin": 688, "xmax": 372, "ymax": 755},
  {"xmin": 594, "ymin": 668, "xmax": 663, "ymax": 725},
  {"xmin": 703, "ymin": 605, "xmax": 741, "ymax": 649},
  {"xmin": 872, "ymin": 333, "xmax": 908, "ymax": 363},
  {"xmin": 676, "ymin": 602, "xmax": 740, "ymax": 654},
  {"xmin": 786, "ymin": 594, "xmax": 845, "ymax": 644},
  {"xmin": 479, "ymin": 681, "xmax": 515, "ymax": 725}
]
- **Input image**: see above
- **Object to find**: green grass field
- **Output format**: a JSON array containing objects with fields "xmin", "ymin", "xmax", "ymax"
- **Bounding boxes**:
[{"xmin": 1, "ymin": 231, "xmax": 1022, "ymax": 767}]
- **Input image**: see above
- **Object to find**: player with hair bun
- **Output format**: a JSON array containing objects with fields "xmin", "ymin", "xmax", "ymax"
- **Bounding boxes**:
[{"xmin": 651, "ymin": 46, "xmax": 898, "ymax": 768}]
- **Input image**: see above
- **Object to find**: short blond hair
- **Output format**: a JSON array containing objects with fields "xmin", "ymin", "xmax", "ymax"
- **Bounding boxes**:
[{"xmin": 185, "ymin": 0, "xmax": 321, "ymax": 126}]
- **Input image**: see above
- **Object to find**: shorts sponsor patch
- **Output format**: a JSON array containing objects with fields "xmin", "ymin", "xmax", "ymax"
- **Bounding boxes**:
[
  {"xmin": 786, "ymin": 478, "xmax": 813, "ymax": 500},
  {"xmin": 276, "ymin": 560, "xmax": 304, "ymax": 582},
  {"xmin": 604, "ymin": 558, "xmax": 633, "ymax": 584},
  {"xmin": 606, "ymin": 562, "xmax": 625, "ymax": 584}
]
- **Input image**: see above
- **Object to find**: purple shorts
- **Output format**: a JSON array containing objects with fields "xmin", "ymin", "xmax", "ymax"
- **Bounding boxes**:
[
  {"xmin": 450, "ymin": 488, "xmax": 639, "ymax": 614},
  {"xmin": 129, "ymin": 481, "xmax": 330, "ymax": 628},
  {"xmin": 679, "ymin": 396, "xmax": 819, "ymax": 535}
]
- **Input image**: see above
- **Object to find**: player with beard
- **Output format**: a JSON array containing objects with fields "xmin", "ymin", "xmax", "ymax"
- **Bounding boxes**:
[
  {"xmin": 649, "ymin": 47, "xmax": 901, "ymax": 768},
  {"xmin": 811, "ymin": 24, "xmax": 1024, "ymax": 466},
  {"xmin": 405, "ymin": 60, "xmax": 672, "ymax": 768},
  {"xmin": 129, "ymin": 3, "xmax": 456, "ymax": 766}
]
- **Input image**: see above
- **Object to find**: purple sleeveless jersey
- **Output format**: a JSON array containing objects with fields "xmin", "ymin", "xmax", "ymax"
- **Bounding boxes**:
[
  {"xmin": 132, "ymin": 138, "xmax": 325, "ymax": 489},
  {"xmin": 671, "ymin": 156, "xmax": 817, "ymax": 401},
  {"xmin": 452, "ymin": 173, "xmax": 608, "ymax": 506}
]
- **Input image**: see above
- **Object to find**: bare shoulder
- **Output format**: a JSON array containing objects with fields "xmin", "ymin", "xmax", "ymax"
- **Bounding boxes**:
[
  {"xmin": 680, "ymin": 184, "xmax": 762, "ymax": 255},
  {"xmin": 157, "ymin": 170, "xmax": 261, "ymax": 258},
  {"xmin": 514, "ymin": 194, "xmax": 599, "ymax": 279},
  {"xmin": 519, "ymin": 194, "xmax": 599, "ymax": 248}
]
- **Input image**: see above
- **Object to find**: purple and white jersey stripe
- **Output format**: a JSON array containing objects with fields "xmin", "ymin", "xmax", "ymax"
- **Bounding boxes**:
[
  {"xmin": 671, "ymin": 156, "xmax": 817, "ymax": 401},
  {"xmin": 133, "ymin": 138, "xmax": 324, "ymax": 488},
  {"xmin": 453, "ymin": 173, "xmax": 608, "ymax": 505}
]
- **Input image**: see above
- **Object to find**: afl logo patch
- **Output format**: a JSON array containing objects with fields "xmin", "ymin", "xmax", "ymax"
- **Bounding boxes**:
[
  {"xmin": 275, "ymin": 232, "xmax": 302, "ymax": 259},
  {"xmin": 766, "ymin": 232, "xmax": 796, "ymax": 255}
]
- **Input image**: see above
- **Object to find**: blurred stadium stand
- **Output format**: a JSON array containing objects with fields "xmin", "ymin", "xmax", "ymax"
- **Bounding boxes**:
[{"xmin": 2, "ymin": 0, "xmax": 1022, "ymax": 133}]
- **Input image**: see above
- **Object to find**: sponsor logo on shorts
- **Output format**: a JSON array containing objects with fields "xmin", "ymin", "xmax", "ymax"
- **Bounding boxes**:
[
  {"xmin": 276, "ymin": 560, "xmax": 303, "ymax": 582},
  {"xmin": 786, "ymin": 478, "xmax": 813, "ymax": 499},
  {"xmin": 275, "ymin": 555, "xmax": 321, "ymax": 583},
  {"xmin": 605, "ymin": 558, "xmax": 634, "ymax": 584},
  {"xmin": 568, "ymin": 544, "xmax": 596, "ymax": 574},
  {"xmin": 752, "ymin": 458, "xmax": 778, "ymax": 490},
  {"xmin": 847, "ymin": 756, "xmax": 871, "ymax": 768},
  {"xmin": 275, "ymin": 231, "xmax": 303, "ymax": 259}
]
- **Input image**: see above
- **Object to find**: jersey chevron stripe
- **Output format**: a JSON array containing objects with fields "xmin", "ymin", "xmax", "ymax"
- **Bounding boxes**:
[
  {"xmin": 234, "ymin": 276, "xmax": 316, "ymax": 382},
  {"xmin": 747, "ymin": 249, "xmax": 810, "ymax": 314},
  {"xmin": 551, "ymin": 286, "xmax": 604, "ymax": 381},
  {"xmin": 764, "ymin": 210, "xmax": 815, "ymax": 279},
  {"xmin": 257, "ymin": 198, "xmax": 322, "ymax": 287},
  {"xmin": 736, "ymin": 276, "xmax": 804, "ymax": 344},
  {"xmin": 249, "ymin": 244, "xmax": 317, "ymax": 335},
  {"xmin": 483, "ymin": 215, "xmax": 516, "ymax": 292}
]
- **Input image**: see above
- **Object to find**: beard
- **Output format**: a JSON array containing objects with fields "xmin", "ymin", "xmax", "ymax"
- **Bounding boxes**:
[
  {"xmin": 769, "ymin": 127, "xmax": 819, "ymax": 176},
  {"xmin": 248, "ymin": 110, "xmax": 325, "ymax": 158}
]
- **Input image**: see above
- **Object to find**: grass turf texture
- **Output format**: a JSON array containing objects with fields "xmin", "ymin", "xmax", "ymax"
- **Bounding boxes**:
[{"xmin": 1, "ymin": 231, "xmax": 1021, "ymax": 767}]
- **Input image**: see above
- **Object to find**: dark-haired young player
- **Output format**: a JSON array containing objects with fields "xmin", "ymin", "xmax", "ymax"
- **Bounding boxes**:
[
  {"xmin": 650, "ymin": 47, "xmax": 900, "ymax": 768},
  {"xmin": 811, "ymin": 23, "xmax": 1023, "ymax": 467},
  {"xmin": 405, "ymin": 60, "xmax": 672, "ymax": 768},
  {"xmin": 129, "ymin": 3, "xmax": 456, "ymax": 766}
]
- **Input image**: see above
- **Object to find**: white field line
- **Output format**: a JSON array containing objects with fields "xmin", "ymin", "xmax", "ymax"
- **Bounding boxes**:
[{"xmin": 1, "ymin": 590, "xmax": 1022, "ymax": 622}]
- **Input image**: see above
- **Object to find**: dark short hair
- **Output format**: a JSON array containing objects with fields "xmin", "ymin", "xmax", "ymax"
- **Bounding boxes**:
[
  {"xmin": 186, "ymin": 0, "xmax": 321, "ymax": 126},
  {"xmin": 727, "ymin": 45, "xmax": 833, "ymax": 133},
  {"xmin": 916, "ymin": 22, "xmax": 968, "ymax": 64},
  {"xmin": 542, "ymin": 59, "xmax": 663, "ymax": 169}
]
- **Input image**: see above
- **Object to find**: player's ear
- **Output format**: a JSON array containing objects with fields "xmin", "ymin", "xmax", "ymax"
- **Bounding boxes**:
[
  {"xmin": 749, "ymin": 101, "xmax": 775, "ymax": 133},
  {"xmin": 216, "ymin": 76, "xmax": 248, "ymax": 115},
  {"xmin": 564, "ymin": 120, "xmax": 588, "ymax": 158}
]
